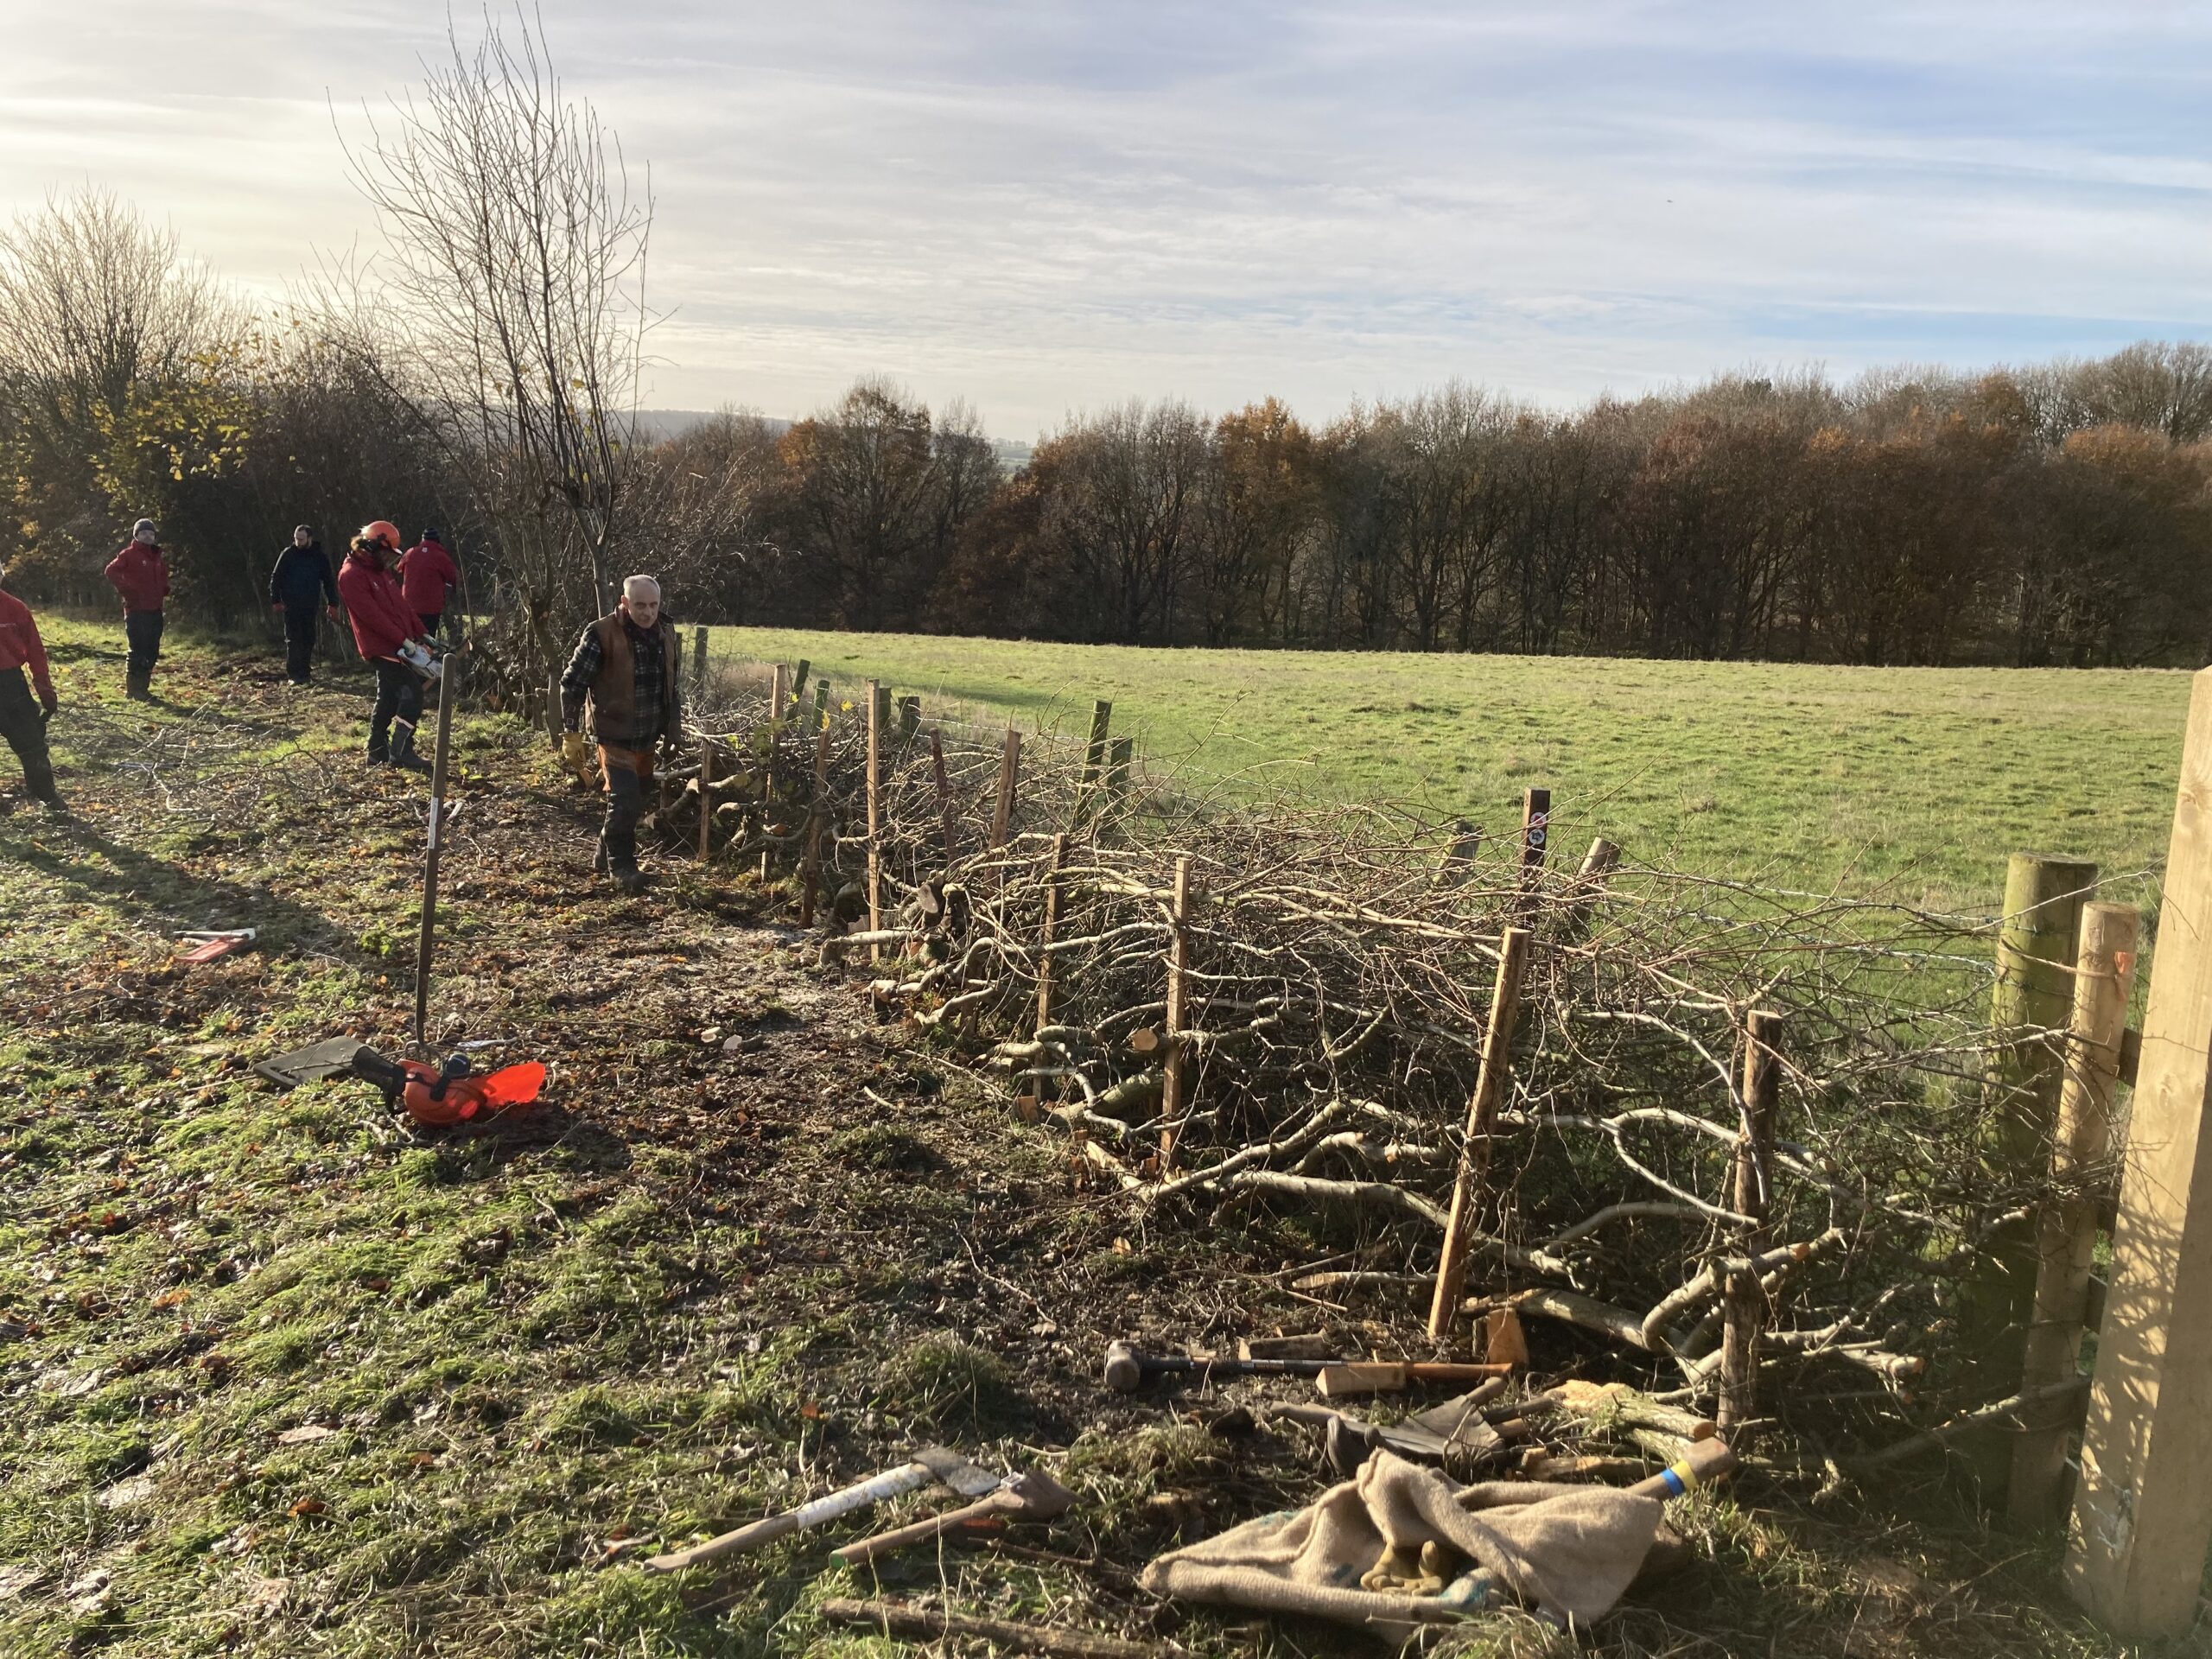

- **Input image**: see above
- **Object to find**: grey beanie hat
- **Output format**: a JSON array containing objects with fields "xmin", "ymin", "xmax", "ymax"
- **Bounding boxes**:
[{"xmin": 133, "ymin": 518, "xmax": 157, "ymax": 542}]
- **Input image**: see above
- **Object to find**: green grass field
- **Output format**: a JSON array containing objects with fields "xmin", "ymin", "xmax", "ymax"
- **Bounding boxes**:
[{"xmin": 715, "ymin": 628, "xmax": 2195, "ymax": 914}]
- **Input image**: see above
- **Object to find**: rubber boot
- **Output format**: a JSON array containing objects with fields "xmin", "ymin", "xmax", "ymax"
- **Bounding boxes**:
[
  {"xmin": 125, "ymin": 665, "xmax": 150, "ymax": 702},
  {"xmin": 389, "ymin": 721, "xmax": 432, "ymax": 775}
]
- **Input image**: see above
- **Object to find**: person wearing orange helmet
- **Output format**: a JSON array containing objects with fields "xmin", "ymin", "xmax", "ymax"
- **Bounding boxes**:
[{"xmin": 335, "ymin": 520, "xmax": 436, "ymax": 772}]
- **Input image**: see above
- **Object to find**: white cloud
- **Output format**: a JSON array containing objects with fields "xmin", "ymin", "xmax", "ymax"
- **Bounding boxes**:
[{"xmin": 1, "ymin": 0, "xmax": 2206, "ymax": 433}]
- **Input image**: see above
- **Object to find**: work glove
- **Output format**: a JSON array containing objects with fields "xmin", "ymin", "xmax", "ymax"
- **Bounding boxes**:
[
  {"xmin": 40, "ymin": 696, "xmax": 57, "ymax": 723},
  {"xmin": 561, "ymin": 731, "xmax": 588, "ymax": 774}
]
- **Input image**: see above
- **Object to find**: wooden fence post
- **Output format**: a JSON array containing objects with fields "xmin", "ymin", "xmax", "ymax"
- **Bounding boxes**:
[
  {"xmin": 1427, "ymin": 926, "xmax": 1533, "ymax": 1342},
  {"xmin": 760, "ymin": 664, "xmax": 787, "ymax": 882},
  {"xmin": 1517, "ymin": 789, "xmax": 1550, "ymax": 918},
  {"xmin": 696, "ymin": 737, "xmax": 717, "ymax": 863},
  {"xmin": 1107, "ymin": 736, "xmax": 1135, "ymax": 819},
  {"xmin": 800, "ymin": 725, "xmax": 830, "ymax": 927},
  {"xmin": 1972, "ymin": 854, "xmax": 2099, "ymax": 1412},
  {"xmin": 1036, "ymin": 833, "xmax": 1070, "ymax": 1033},
  {"xmin": 1160, "ymin": 855, "xmax": 1194, "ymax": 1172},
  {"xmin": 1564, "ymin": 836, "xmax": 1622, "ymax": 937},
  {"xmin": 1073, "ymin": 700, "xmax": 1112, "ymax": 826},
  {"xmin": 930, "ymin": 729, "xmax": 957, "ymax": 868},
  {"xmin": 866, "ymin": 680, "xmax": 883, "ymax": 963},
  {"xmin": 690, "ymin": 626, "xmax": 708, "ymax": 701},
  {"xmin": 873, "ymin": 682, "xmax": 893, "ymax": 741},
  {"xmin": 1440, "ymin": 820, "xmax": 1481, "ymax": 884},
  {"xmin": 991, "ymin": 726, "xmax": 1020, "ymax": 850},
  {"xmin": 898, "ymin": 694, "xmax": 920, "ymax": 744},
  {"xmin": 814, "ymin": 677, "xmax": 830, "ymax": 728},
  {"xmin": 2068, "ymin": 671, "xmax": 2212, "ymax": 1637},
  {"xmin": 792, "ymin": 660, "xmax": 809, "ymax": 706},
  {"xmin": 2012, "ymin": 901, "xmax": 2139, "ymax": 1529},
  {"xmin": 1719, "ymin": 1009, "xmax": 1784, "ymax": 1437}
]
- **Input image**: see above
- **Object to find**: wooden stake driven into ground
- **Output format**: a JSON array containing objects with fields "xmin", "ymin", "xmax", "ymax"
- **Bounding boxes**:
[
  {"xmin": 1036, "ymin": 832, "xmax": 1070, "ymax": 1033},
  {"xmin": 1517, "ymin": 788, "xmax": 1550, "ymax": 918},
  {"xmin": 865, "ymin": 680, "xmax": 883, "ymax": 962},
  {"xmin": 991, "ymin": 725, "xmax": 1020, "ymax": 850},
  {"xmin": 1074, "ymin": 700, "xmax": 1111, "ymax": 827},
  {"xmin": 2012, "ymin": 900, "xmax": 2139, "ymax": 1528},
  {"xmin": 696, "ymin": 737, "xmax": 716, "ymax": 863},
  {"xmin": 690, "ymin": 626, "xmax": 707, "ymax": 701},
  {"xmin": 2069, "ymin": 669, "xmax": 2212, "ymax": 1637},
  {"xmin": 1160, "ymin": 855, "xmax": 1194, "ymax": 1171},
  {"xmin": 412, "ymin": 658, "xmax": 462, "ymax": 1044},
  {"xmin": 1973, "ymin": 853, "xmax": 2097, "ymax": 1438},
  {"xmin": 799, "ymin": 724, "xmax": 830, "ymax": 926},
  {"xmin": 760, "ymin": 664, "xmax": 786, "ymax": 880},
  {"xmin": 1427, "ymin": 925, "xmax": 1532, "ymax": 1341},
  {"xmin": 1719, "ymin": 1008, "xmax": 1783, "ymax": 1435},
  {"xmin": 930, "ymin": 729, "xmax": 957, "ymax": 867}
]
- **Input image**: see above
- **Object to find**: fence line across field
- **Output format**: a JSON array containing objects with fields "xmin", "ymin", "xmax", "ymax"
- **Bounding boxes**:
[{"xmin": 663, "ymin": 646, "xmax": 2212, "ymax": 1643}]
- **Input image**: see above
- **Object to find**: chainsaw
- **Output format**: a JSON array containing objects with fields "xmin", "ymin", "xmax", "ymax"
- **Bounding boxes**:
[{"xmin": 253, "ymin": 1038, "xmax": 545, "ymax": 1128}]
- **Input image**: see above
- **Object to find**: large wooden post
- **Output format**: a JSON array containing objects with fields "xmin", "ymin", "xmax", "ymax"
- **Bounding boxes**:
[
  {"xmin": 800, "ymin": 725, "xmax": 830, "ymax": 927},
  {"xmin": 1719, "ymin": 1009, "xmax": 1784, "ymax": 1436},
  {"xmin": 1427, "ymin": 927, "xmax": 1532, "ymax": 1342},
  {"xmin": 1159, "ymin": 856, "xmax": 1194, "ymax": 1173},
  {"xmin": 690, "ymin": 626, "xmax": 708, "ymax": 701},
  {"xmin": 2012, "ymin": 902, "xmax": 2139, "ymax": 1528},
  {"xmin": 1516, "ymin": 788, "xmax": 1550, "ymax": 919},
  {"xmin": 1074, "ymin": 700, "xmax": 1112, "ymax": 828},
  {"xmin": 1972, "ymin": 854, "xmax": 2099, "ymax": 1408},
  {"xmin": 760, "ymin": 664, "xmax": 787, "ymax": 882},
  {"xmin": 696, "ymin": 737, "xmax": 717, "ymax": 864},
  {"xmin": 865, "ymin": 680, "xmax": 883, "ymax": 962},
  {"xmin": 930, "ymin": 730, "xmax": 957, "ymax": 868},
  {"xmin": 2069, "ymin": 671, "xmax": 2212, "ymax": 1637}
]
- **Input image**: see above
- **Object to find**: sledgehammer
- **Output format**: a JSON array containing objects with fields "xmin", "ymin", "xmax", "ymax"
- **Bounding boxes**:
[{"xmin": 1103, "ymin": 1340, "xmax": 1509, "ymax": 1393}]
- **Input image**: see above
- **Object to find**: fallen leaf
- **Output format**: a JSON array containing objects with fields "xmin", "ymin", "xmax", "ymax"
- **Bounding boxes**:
[
  {"xmin": 798, "ymin": 1400, "xmax": 821, "ymax": 1420},
  {"xmin": 153, "ymin": 1287, "xmax": 191, "ymax": 1309},
  {"xmin": 1113, "ymin": 1237, "xmax": 1133, "ymax": 1255},
  {"xmin": 244, "ymin": 1574, "xmax": 290, "ymax": 1613},
  {"xmin": 289, "ymin": 1497, "xmax": 326, "ymax": 1518},
  {"xmin": 276, "ymin": 1425, "xmax": 336, "ymax": 1445},
  {"xmin": 98, "ymin": 1474, "xmax": 156, "ymax": 1510}
]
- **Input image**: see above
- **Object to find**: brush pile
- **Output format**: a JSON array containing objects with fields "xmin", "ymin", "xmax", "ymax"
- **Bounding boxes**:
[{"xmin": 675, "ymin": 667, "xmax": 2103, "ymax": 1459}]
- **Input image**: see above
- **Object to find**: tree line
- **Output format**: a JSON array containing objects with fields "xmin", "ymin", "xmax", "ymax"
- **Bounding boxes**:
[
  {"xmin": 0, "ymin": 10, "xmax": 2206, "ymax": 679},
  {"xmin": 715, "ymin": 352, "xmax": 2212, "ymax": 669}
]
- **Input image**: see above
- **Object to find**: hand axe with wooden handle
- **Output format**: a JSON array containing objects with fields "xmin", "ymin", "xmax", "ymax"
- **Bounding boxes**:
[
  {"xmin": 831, "ymin": 1468, "xmax": 1076, "ymax": 1567},
  {"xmin": 641, "ymin": 1446, "xmax": 998, "ymax": 1573}
]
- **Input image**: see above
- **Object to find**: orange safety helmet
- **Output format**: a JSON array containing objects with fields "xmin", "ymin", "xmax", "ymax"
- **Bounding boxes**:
[{"xmin": 358, "ymin": 519, "xmax": 402, "ymax": 552}]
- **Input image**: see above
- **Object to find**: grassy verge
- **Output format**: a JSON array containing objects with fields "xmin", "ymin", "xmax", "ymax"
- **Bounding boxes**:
[{"xmin": 712, "ymin": 626, "xmax": 2190, "ymax": 915}]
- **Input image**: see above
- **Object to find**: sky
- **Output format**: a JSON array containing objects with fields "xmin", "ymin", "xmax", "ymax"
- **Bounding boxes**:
[{"xmin": 3, "ymin": 1, "xmax": 2209, "ymax": 439}]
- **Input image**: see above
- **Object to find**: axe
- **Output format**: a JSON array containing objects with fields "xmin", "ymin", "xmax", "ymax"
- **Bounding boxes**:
[
  {"xmin": 641, "ymin": 1446, "xmax": 999, "ymax": 1573},
  {"xmin": 831, "ymin": 1467, "xmax": 1076, "ymax": 1566}
]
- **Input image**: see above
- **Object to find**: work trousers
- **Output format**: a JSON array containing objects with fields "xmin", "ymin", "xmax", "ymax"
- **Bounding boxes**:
[
  {"xmin": 0, "ymin": 668, "xmax": 56, "ymax": 802},
  {"xmin": 599, "ymin": 742, "xmax": 658, "ymax": 871},
  {"xmin": 416, "ymin": 610, "xmax": 443, "ymax": 640},
  {"xmin": 369, "ymin": 658, "xmax": 423, "ymax": 763},
  {"xmin": 283, "ymin": 603, "xmax": 320, "ymax": 683},
  {"xmin": 124, "ymin": 609, "xmax": 163, "ymax": 696}
]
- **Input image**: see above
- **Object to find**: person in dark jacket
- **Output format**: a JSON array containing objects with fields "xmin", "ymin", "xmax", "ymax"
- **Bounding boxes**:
[
  {"xmin": 104, "ymin": 518, "xmax": 169, "ymax": 702},
  {"xmin": 0, "ymin": 565, "xmax": 60, "ymax": 808},
  {"xmin": 335, "ymin": 520, "xmax": 435, "ymax": 772},
  {"xmin": 559, "ymin": 575, "xmax": 683, "ymax": 893},
  {"xmin": 397, "ymin": 530, "xmax": 460, "ymax": 639},
  {"xmin": 269, "ymin": 526, "xmax": 340, "ymax": 684}
]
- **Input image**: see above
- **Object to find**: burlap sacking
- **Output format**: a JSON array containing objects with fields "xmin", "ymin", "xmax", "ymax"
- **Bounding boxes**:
[{"xmin": 1140, "ymin": 1449, "xmax": 1662, "ymax": 1642}]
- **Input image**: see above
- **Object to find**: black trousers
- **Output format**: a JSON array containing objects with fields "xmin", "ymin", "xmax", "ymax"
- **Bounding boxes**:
[
  {"xmin": 369, "ymin": 659, "xmax": 423, "ymax": 760},
  {"xmin": 0, "ymin": 668, "xmax": 56, "ymax": 801},
  {"xmin": 124, "ymin": 609, "xmax": 163, "ymax": 672},
  {"xmin": 283, "ymin": 603, "xmax": 319, "ymax": 682},
  {"xmin": 416, "ymin": 611, "xmax": 443, "ymax": 639}
]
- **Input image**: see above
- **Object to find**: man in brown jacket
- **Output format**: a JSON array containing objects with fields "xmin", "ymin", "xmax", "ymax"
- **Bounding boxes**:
[{"xmin": 558, "ymin": 575, "xmax": 683, "ymax": 893}]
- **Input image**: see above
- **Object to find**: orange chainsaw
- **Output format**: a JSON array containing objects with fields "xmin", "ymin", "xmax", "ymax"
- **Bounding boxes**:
[{"xmin": 254, "ymin": 1039, "xmax": 545, "ymax": 1128}]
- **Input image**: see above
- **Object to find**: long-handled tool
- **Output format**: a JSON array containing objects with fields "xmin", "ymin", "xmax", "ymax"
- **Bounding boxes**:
[
  {"xmin": 1102, "ymin": 1341, "xmax": 1510, "ymax": 1395},
  {"xmin": 831, "ymin": 1468, "xmax": 1075, "ymax": 1567},
  {"xmin": 640, "ymin": 1446, "xmax": 1000, "ymax": 1573},
  {"xmin": 1314, "ymin": 1361, "xmax": 1514, "ymax": 1398}
]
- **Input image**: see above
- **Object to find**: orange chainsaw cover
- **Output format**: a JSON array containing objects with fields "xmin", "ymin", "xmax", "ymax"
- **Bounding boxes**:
[{"xmin": 397, "ymin": 1062, "xmax": 547, "ymax": 1128}]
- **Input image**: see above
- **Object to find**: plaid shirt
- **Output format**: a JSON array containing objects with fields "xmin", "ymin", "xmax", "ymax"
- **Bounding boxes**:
[{"xmin": 561, "ymin": 613, "xmax": 675, "ymax": 748}]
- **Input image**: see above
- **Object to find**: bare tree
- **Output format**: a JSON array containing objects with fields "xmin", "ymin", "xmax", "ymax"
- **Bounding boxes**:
[{"xmin": 329, "ymin": 7, "xmax": 653, "ymax": 715}]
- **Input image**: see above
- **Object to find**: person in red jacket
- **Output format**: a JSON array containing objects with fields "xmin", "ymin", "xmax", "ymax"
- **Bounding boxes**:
[
  {"xmin": 335, "ymin": 520, "xmax": 435, "ymax": 772},
  {"xmin": 103, "ymin": 517, "xmax": 170, "ymax": 702},
  {"xmin": 0, "ymin": 564, "xmax": 60, "ymax": 807},
  {"xmin": 397, "ymin": 530, "xmax": 460, "ymax": 639}
]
